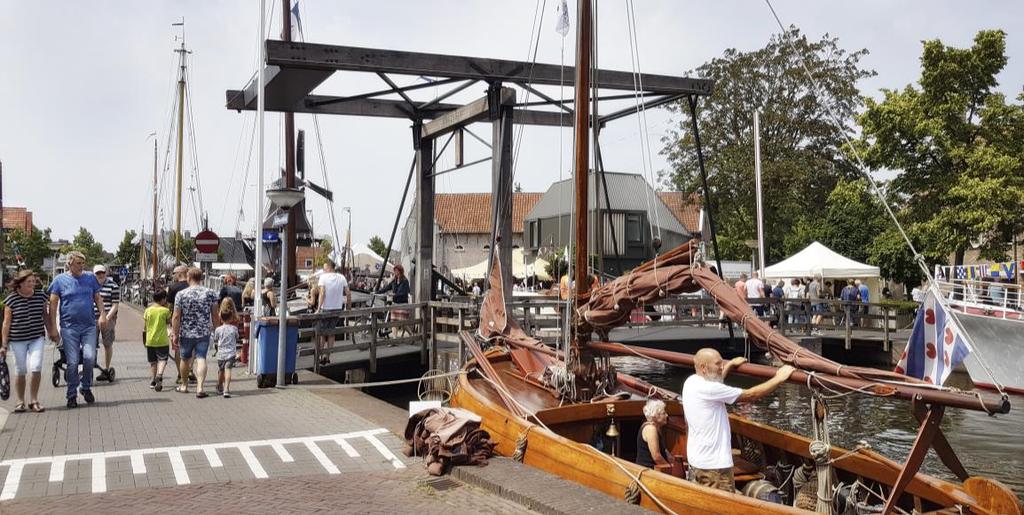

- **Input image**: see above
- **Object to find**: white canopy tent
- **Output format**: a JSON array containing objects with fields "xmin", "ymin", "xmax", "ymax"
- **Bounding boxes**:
[
  {"xmin": 451, "ymin": 248, "xmax": 551, "ymax": 281},
  {"xmin": 763, "ymin": 241, "xmax": 881, "ymax": 299},
  {"xmin": 344, "ymin": 242, "xmax": 394, "ymax": 273}
]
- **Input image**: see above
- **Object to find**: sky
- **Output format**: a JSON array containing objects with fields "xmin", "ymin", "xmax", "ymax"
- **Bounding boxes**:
[{"xmin": 2, "ymin": 1, "xmax": 1022, "ymax": 251}]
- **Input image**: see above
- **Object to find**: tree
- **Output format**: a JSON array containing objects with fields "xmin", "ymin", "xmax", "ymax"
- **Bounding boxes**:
[
  {"xmin": 868, "ymin": 227, "xmax": 924, "ymax": 289},
  {"xmin": 857, "ymin": 30, "xmax": 1024, "ymax": 265},
  {"xmin": 662, "ymin": 27, "xmax": 874, "ymax": 263},
  {"xmin": 68, "ymin": 227, "xmax": 106, "ymax": 265},
  {"xmin": 164, "ymin": 231, "xmax": 193, "ymax": 264},
  {"xmin": 2, "ymin": 225, "xmax": 53, "ymax": 272},
  {"xmin": 114, "ymin": 230, "xmax": 139, "ymax": 266},
  {"xmin": 368, "ymin": 235, "xmax": 388, "ymax": 258},
  {"xmin": 314, "ymin": 237, "xmax": 334, "ymax": 267}
]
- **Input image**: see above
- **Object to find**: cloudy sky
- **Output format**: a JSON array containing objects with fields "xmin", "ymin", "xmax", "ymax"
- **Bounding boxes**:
[{"xmin": 2, "ymin": 1, "xmax": 1022, "ymax": 251}]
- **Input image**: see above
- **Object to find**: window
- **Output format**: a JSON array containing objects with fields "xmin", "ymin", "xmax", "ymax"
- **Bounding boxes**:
[
  {"xmin": 304, "ymin": 259, "xmax": 314, "ymax": 267},
  {"xmin": 529, "ymin": 220, "xmax": 539, "ymax": 248},
  {"xmin": 454, "ymin": 244, "xmax": 465, "ymax": 253},
  {"xmin": 483, "ymin": 244, "xmax": 490, "ymax": 250},
  {"xmin": 626, "ymin": 213, "xmax": 643, "ymax": 244},
  {"xmin": 512, "ymin": 244, "xmax": 520, "ymax": 249}
]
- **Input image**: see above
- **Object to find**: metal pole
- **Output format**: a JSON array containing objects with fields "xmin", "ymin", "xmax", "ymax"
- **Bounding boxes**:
[
  {"xmin": 152, "ymin": 138, "xmax": 159, "ymax": 281},
  {"xmin": 754, "ymin": 111, "xmax": 765, "ymax": 274},
  {"xmin": 277, "ymin": 214, "xmax": 288, "ymax": 388},
  {"xmin": 281, "ymin": 0, "xmax": 297, "ymax": 286},
  {"xmin": 253, "ymin": 0, "xmax": 266, "ymax": 376}
]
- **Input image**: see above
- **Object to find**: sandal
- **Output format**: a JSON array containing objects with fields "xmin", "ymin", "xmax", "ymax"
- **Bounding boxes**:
[
  {"xmin": 29, "ymin": 402, "xmax": 44, "ymax": 413},
  {"xmin": 175, "ymin": 386, "xmax": 189, "ymax": 394},
  {"xmin": 195, "ymin": 391, "xmax": 209, "ymax": 399},
  {"xmin": 13, "ymin": 402, "xmax": 26, "ymax": 413}
]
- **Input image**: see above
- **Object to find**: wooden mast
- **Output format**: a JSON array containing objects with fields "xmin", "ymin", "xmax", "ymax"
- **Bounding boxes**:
[
  {"xmin": 151, "ymin": 137, "xmax": 159, "ymax": 280},
  {"xmin": 173, "ymin": 36, "xmax": 187, "ymax": 264},
  {"xmin": 572, "ymin": 0, "xmax": 593, "ymax": 347}
]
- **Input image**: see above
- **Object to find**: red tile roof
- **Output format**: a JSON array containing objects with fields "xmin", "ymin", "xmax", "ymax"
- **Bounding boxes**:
[
  {"xmin": 2, "ymin": 207, "xmax": 32, "ymax": 232},
  {"xmin": 657, "ymin": 192, "xmax": 701, "ymax": 233},
  {"xmin": 435, "ymin": 192, "xmax": 543, "ymax": 234}
]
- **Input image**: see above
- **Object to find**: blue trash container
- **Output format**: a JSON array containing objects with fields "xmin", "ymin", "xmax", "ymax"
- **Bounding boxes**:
[{"xmin": 254, "ymin": 319, "xmax": 299, "ymax": 388}]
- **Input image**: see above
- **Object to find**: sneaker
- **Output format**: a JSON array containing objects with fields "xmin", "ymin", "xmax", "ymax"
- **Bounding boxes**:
[
  {"xmin": 150, "ymin": 380, "xmax": 156, "ymax": 389},
  {"xmin": 223, "ymin": 392, "xmax": 231, "ymax": 399},
  {"xmin": 66, "ymin": 398, "xmax": 78, "ymax": 409},
  {"xmin": 96, "ymin": 371, "xmax": 109, "ymax": 382},
  {"xmin": 81, "ymin": 389, "xmax": 95, "ymax": 404},
  {"xmin": 216, "ymin": 385, "xmax": 224, "ymax": 395},
  {"xmin": 154, "ymin": 377, "xmax": 163, "ymax": 392}
]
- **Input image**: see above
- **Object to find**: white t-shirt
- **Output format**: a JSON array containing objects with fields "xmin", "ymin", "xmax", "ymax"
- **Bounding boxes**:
[
  {"xmin": 682, "ymin": 374, "xmax": 743, "ymax": 469},
  {"xmin": 745, "ymin": 278, "xmax": 764, "ymax": 298},
  {"xmin": 318, "ymin": 272, "xmax": 348, "ymax": 310}
]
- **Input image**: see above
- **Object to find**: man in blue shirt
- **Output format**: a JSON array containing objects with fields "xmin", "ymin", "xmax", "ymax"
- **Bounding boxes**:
[
  {"xmin": 856, "ymin": 279, "xmax": 870, "ymax": 327},
  {"xmin": 48, "ymin": 251, "xmax": 107, "ymax": 408}
]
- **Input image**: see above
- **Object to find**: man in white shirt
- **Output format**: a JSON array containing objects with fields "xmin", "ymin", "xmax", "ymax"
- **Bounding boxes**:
[
  {"xmin": 682, "ymin": 348, "xmax": 795, "ymax": 492},
  {"xmin": 745, "ymin": 271, "xmax": 765, "ymax": 316},
  {"xmin": 316, "ymin": 260, "xmax": 351, "ymax": 366}
]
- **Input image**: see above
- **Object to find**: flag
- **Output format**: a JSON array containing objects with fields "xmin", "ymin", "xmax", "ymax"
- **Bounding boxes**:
[
  {"xmin": 555, "ymin": 0, "xmax": 571, "ymax": 37},
  {"xmin": 954, "ymin": 266, "xmax": 967, "ymax": 280},
  {"xmin": 894, "ymin": 291, "xmax": 972, "ymax": 385},
  {"xmin": 291, "ymin": 1, "xmax": 303, "ymax": 38}
]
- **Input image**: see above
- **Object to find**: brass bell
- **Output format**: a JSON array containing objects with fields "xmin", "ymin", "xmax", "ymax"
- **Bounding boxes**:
[{"xmin": 605, "ymin": 403, "xmax": 620, "ymax": 438}]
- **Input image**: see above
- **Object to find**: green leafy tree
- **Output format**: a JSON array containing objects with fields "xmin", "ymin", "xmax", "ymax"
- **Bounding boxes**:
[
  {"xmin": 68, "ymin": 227, "xmax": 106, "ymax": 265},
  {"xmin": 164, "ymin": 231, "xmax": 193, "ymax": 264},
  {"xmin": 857, "ymin": 30, "xmax": 1024, "ymax": 265},
  {"xmin": 3, "ymin": 225, "xmax": 53, "ymax": 272},
  {"xmin": 868, "ymin": 227, "xmax": 925, "ymax": 289},
  {"xmin": 314, "ymin": 237, "xmax": 334, "ymax": 267},
  {"xmin": 114, "ymin": 230, "xmax": 139, "ymax": 266},
  {"xmin": 662, "ymin": 27, "xmax": 874, "ymax": 263},
  {"xmin": 367, "ymin": 235, "xmax": 388, "ymax": 258}
]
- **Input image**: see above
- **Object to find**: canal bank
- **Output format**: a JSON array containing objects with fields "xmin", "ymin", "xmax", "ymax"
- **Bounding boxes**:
[{"xmin": 0, "ymin": 304, "xmax": 648, "ymax": 513}]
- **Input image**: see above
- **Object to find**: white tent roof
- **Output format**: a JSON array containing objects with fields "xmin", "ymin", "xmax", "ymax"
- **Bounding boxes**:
[
  {"xmin": 345, "ymin": 242, "xmax": 394, "ymax": 272},
  {"xmin": 763, "ymin": 241, "xmax": 880, "ymax": 279},
  {"xmin": 450, "ymin": 248, "xmax": 551, "ymax": 281}
]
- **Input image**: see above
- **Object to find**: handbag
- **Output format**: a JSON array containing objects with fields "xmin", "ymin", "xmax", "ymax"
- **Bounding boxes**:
[{"xmin": 0, "ymin": 359, "xmax": 10, "ymax": 401}]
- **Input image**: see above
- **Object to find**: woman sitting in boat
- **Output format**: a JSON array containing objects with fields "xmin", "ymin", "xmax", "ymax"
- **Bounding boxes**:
[{"xmin": 635, "ymin": 399, "xmax": 671, "ymax": 471}]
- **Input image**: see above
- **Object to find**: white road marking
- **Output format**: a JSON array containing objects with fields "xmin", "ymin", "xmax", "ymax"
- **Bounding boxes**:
[
  {"xmin": 167, "ymin": 449, "xmax": 190, "ymax": 485},
  {"xmin": 0, "ymin": 429, "xmax": 400, "ymax": 501},
  {"xmin": 271, "ymin": 443, "xmax": 294, "ymax": 463},
  {"xmin": 0, "ymin": 463, "xmax": 23, "ymax": 501},
  {"xmin": 238, "ymin": 446, "xmax": 268, "ymax": 479},
  {"xmin": 202, "ymin": 446, "xmax": 222, "ymax": 468},
  {"xmin": 304, "ymin": 440, "xmax": 340, "ymax": 474},
  {"xmin": 48, "ymin": 457, "xmax": 65, "ymax": 482},
  {"xmin": 335, "ymin": 438, "xmax": 360, "ymax": 457},
  {"xmin": 91, "ymin": 457, "xmax": 106, "ymax": 494},
  {"xmin": 130, "ymin": 452, "xmax": 146, "ymax": 475}
]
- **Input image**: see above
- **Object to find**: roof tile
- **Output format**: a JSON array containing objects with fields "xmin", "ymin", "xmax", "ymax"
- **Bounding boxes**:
[{"xmin": 435, "ymin": 192, "xmax": 543, "ymax": 234}]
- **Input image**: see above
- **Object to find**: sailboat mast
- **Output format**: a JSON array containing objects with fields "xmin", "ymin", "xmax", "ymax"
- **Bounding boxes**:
[
  {"xmin": 572, "ymin": 0, "xmax": 593, "ymax": 325},
  {"xmin": 152, "ymin": 137, "xmax": 159, "ymax": 280},
  {"xmin": 281, "ymin": 1, "xmax": 298, "ymax": 285},
  {"xmin": 174, "ymin": 38, "xmax": 187, "ymax": 264}
]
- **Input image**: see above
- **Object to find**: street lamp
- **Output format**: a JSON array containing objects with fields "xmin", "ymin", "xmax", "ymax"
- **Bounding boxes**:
[{"xmin": 266, "ymin": 186, "xmax": 305, "ymax": 388}]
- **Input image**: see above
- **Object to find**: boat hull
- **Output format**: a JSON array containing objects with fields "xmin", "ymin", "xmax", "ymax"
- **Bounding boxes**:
[{"xmin": 957, "ymin": 313, "xmax": 1024, "ymax": 393}]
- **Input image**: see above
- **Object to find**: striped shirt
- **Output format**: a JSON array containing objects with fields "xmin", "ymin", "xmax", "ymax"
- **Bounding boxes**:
[
  {"xmin": 3, "ymin": 291, "xmax": 49, "ymax": 342},
  {"xmin": 94, "ymin": 277, "xmax": 121, "ymax": 317}
]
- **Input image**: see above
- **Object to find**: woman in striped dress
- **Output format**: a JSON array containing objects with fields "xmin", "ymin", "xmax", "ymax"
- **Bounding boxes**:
[{"xmin": 2, "ymin": 270, "xmax": 57, "ymax": 413}]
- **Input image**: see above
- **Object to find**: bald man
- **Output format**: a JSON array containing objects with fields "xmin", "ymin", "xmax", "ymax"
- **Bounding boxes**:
[{"xmin": 682, "ymin": 348, "xmax": 795, "ymax": 492}]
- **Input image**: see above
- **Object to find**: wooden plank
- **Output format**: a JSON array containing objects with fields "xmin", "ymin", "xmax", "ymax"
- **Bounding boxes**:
[
  {"xmin": 421, "ymin": 88, "xmax": 514, "ymax": 138},
  {"xmin": 263, "ymin": 40, "xmax": 714, "ymax": 96},
  {"xmin": 884, "ymin": 404, "xmax": 945, "ymax": 513}
]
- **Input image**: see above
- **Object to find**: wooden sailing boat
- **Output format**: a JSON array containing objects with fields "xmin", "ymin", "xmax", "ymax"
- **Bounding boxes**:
[{"xmin": 449, "ymin": 2, "xmax": 1021, "ymax": 513}]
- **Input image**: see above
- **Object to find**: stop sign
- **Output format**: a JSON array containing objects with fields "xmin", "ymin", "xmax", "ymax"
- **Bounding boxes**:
[{"xmin": 194, "ymin": 230, "xmax": 220, "ymax": 253}]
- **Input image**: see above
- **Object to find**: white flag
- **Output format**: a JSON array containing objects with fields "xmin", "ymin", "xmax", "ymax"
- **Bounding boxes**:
[{"xmin": 555, "ymin": 0, "xmax": 571, "ymax": 37}]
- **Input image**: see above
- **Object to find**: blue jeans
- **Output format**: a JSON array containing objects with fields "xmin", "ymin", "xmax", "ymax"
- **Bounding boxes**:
[{"xmin": 62, "ymin": 324, "xmax": 97, "ymax": 400}]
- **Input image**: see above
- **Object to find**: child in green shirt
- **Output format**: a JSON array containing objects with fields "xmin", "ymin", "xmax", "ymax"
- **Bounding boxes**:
[{"xmin": 143, "ymin": 290, "xmax": 172, "ymax": 392}]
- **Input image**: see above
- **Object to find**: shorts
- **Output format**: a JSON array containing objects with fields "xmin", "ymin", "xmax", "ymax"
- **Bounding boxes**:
[
  {"xmin": 691, "ymin": 466, "xmax": 735, "ymax": 493},
  {"xmin": 179, "ymin": 337, "xmax": 210, "ymax": 360},
  {"xmin": 146, "ymin": 346, "xmax": 170, "ymax": 363},
  {"xmin": 10, "ymin": 337, "xmax": 45, "ymax": 375},
  {"xmin": 96, "ymin": 319, "xmax": 117, "ymax": 347},
  {"xmin": 317, "ymin": 309, "xmax": 343, "ymax": 332},
  {"xmin": 218, "ymin": 357, "xmax": 237, "ymax": 370}
]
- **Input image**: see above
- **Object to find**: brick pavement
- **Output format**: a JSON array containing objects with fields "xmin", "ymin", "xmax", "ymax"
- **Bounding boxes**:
[
  {"xmin": 0, "ymin": 304, "xmax": 412, "ymax": 502},
  {"xmin": 0, "ymin": 469, "xmax": 537, "ymax": 514}
]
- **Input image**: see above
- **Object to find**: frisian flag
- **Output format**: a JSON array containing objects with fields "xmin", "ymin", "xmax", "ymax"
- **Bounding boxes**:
[{"xmin": 894, "ymin": 290, "xmax": 972, "ymax": 385}]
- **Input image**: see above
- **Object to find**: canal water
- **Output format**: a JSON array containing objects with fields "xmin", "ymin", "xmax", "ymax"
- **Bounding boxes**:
[{"xmin": 612, "ymin": 356, "xmax": 1024, "ymax": 500}]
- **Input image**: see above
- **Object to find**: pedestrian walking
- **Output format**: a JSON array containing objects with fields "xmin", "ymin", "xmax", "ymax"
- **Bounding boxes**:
[
  {"xmin": 143, "ymin": 289, "xmax": 172, "ymax": 392},
  {"xmin": 316, "ymin": 259, "xmax": 351, "ymax": 366},
  {"xmin": 241, "ymin": 277, "xmax": 257, "ymax": 310},
  {"xmin": 2, "ymin": 270, "xmax": 57, "ymax": 413},
  {"xmin": 166, "ymin": 264, "xmax": 190, "ymax": 384},
  {"xmin": 170, "ymin": 267, "xmax": 220, "ymax": 398},
  {"xmin": 856, "ymin": 279, "xmax": 870, "ymax": 327},
  {"xmin": 47, "ymin": 251, "xmax": 107, "ymax": 408},
  {"xmin": 218, "ymin": 273, "xmax": 243, "ymax": 311},
  {"xmin": 745, "ymin": 272, "xmax": 765, "ymax": 317},
  {"xmin": 261, "ymin": 278, "xmax": 277, "ymax": 317},
  {"xmin": 840, "ymin": 279, "xmax": 860, "ymax": 327},
  {"xmin": 734, "ymin": 274, "xmax": 747, "ymax": 302},
  {"xmin": 808, "ymin": 275, "xmax": 824, "ymax": 334},
  {"xmin": 214, "ymin": 298, "xmax": 239, "ymax": 398},
  {"xmin": 93, "ymin": 265, "xmax": 120, "ymax": 381}
]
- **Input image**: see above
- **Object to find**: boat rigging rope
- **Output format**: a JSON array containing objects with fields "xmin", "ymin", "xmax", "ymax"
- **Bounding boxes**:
[
  {"xmin": 762, "ymin": 0, "xmax": 1006, "ymax": 397},
  {"xmin": 809, "ymin": 394, "xmax": 834, "ymax": 514}
]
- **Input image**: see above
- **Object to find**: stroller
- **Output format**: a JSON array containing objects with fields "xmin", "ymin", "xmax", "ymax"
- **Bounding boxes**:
[{"xmin": 51, "ymin": 341, "xmax": 116, "ymax": 388}]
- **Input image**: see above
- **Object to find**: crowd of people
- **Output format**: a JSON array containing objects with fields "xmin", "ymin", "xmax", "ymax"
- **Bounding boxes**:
[{"xmin": 728, "ymin": 272, "xmax": 875, "ymax": 333}]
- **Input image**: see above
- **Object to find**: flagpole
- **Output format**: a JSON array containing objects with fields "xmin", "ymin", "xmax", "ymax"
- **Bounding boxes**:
[{"xmin": 252, "ymin": 0, "xmax": 266, "ymax": 375}]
